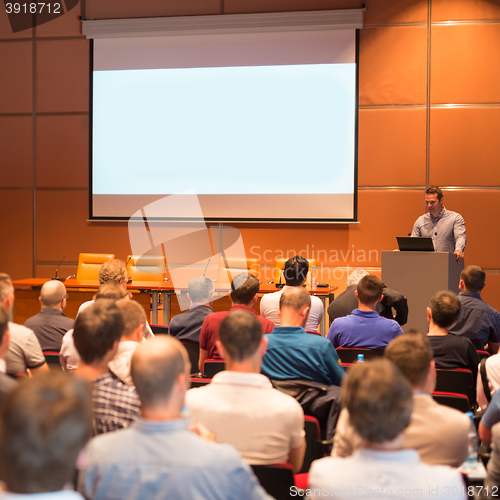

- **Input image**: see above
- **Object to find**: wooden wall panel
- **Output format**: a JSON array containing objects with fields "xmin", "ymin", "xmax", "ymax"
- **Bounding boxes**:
[
  {"xmin": 359, "ymin": 27, "xmax": 427, "ymax": 105},
  {"xmin": 364, "ymin": 0, "xmax": 427, "ymax": 25},
  {"xmin": 225, "ymin": 0, "xmax": 363, "ymax": 14},
  {"xmin": 35, "ymin": 115, "xmax": 89, "ymax": 187},
  {"xmin": 35, "ymin": 264, "xmax": 77, "ymax": 279},
  {"xmin": 482, "ymin": 274, "xmax": 500, "ymax": 313},
  {"xmin": 0, "ymin": 9, "xmax": 33, "ymax": 39},
  {"xmin": 431, "ymin": 24, "xmax": 500, "ymax": 104},
  {"xmin": 358, "ymin": 107, "xmax": 427, "ymax": 186},
  {"xmin": 432, "ymin": 0, "xmax": 500, "ymax": 22},
  {"xmin": 35, "ymin": 2, "xmax": 83, "ymax": 37},
  {"xmin": 429, "ymin": 107, "xmax": 500, "ymax": 187}
]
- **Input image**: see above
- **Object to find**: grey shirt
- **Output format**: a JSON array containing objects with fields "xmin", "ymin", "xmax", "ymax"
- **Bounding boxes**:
[{"xmin": 411, "ymin": 207, "xmax": 466, "ymax": 253}]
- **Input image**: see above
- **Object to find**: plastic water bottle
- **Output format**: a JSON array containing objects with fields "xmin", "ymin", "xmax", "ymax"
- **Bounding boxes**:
[
  {"xmin": 311, "ymin": 266, "xmax": 317, "ymax": 289},
  {"xmin": 357, "ymin": 354, "xmax": 364, "ymax": 363},
  {"xmin": 463, "ymin": 411, "xmax": 478, "ymax": 471}
]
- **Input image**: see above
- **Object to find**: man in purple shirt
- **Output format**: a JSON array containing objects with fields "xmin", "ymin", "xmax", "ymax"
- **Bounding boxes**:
[{"xmin": 327, "ymin": 275, "xmax": 402, "ymax": 349}]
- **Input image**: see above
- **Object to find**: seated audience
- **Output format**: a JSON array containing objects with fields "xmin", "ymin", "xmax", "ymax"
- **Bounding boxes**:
[
  {"xmin": 186, "ymin": 310, "xmax": 306, "ymax": 472},
  {"xmin": 108, "ymin": 298, "xmax": 148, "ymax": 385},
  {"xmin": 199, "ymin": 273, "xmax": 274, "ymax": 372},
  {"xmin": 333, "ymin": 333, "xmax": 469, "ymax": 467},
  {"xmin": 0, "ymin": 308, "xmax": 17, "ymax": 401},
  {"xmin": 0, "ymin": 273, "xmax": 48, "ymax": 375},
  {"xmin": 309, "ymin": 359, "xmax": 466, "ymax": 500},
  {"xmin": 327, "ymin": 268, "xmax": 408, "ymax": 326},
  {"xmin": 261, "ymin": 287, "xmax": 344, "ymax": 386},
  {"xmin": 78, "ymin": 336, "xmax": 271, "ymax": 500},
  {"xmin": 0, "ymin": 371, "xmax": 91, "ymax": 499},
  {"xmin": 449, "ymin": 265, "xmax": 500, "ymax": 353},
  {"xmin": 73, "ymin": 299, "xmax": 140, "ymax": 435},
  {"xmin": 427, "ymin": 290, "xmax": 479, "ymax": 384},
  {"xmin": 260, "ymin": 255, "xmax": 324, "ymax": 331},
  {"xmin": 24, "ymin": 280, "xmax": 74, "ymax": 352},
  {"xmin": 169, "ymin": 276, "xmax": 214, "ymax": 342},
  {"xmin": 477, "ymin": 350, "xmax": 500, "ymax": 411},
  {"xmin": 327, "ymin": 275, "xmax": 403, "ymax": 349}
]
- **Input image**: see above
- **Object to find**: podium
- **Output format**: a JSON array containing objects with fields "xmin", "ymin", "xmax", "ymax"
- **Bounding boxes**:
[{"xmin": 382, "ymin": 251, "xmax": 464, "ymax": 333}]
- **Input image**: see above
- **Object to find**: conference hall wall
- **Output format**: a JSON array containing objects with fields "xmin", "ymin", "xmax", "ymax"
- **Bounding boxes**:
[{"xmin": 2, "ymin": 0, "xmax": 500, "ymax": 317}]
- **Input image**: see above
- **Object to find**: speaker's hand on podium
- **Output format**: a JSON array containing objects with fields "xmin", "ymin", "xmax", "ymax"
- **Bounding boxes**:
[{"xmin": 454, "ymin": 250, "xmax": 464, "ymax": 262}]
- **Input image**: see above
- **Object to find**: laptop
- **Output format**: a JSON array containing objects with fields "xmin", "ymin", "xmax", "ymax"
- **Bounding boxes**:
[{"xmin": 396, "ymin": 236, "xmax": 435, "ymax": 252}]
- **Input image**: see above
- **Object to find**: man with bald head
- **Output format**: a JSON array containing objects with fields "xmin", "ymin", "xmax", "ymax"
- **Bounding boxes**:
[
  {"xmin": 25, "ymin": 280, "xmax": 74, "ymax": 352},
  {"xmin": 261, "ymin": 287, "xmax": 345, "ymax": 386},
  {"xmin": 79, "ymin": 336, "xmax": 271, "ymax": 500}
]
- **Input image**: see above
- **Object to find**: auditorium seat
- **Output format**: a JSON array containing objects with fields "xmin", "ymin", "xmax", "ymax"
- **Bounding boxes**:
[
  {"xmin": 435, "ymin": 368, "xmax": 475, "ymax": 410},
  {"xmin": 42, "ymin": 351, "xmax": 62, "ymax": 370},
  {"xmin": 251, "ymin": 463, "xmax": 295, "ymax": 500},
  {"xmin": 336, "ymin": 347, "xmax": 385, "ymax": 364},
  {"xmin": 189, "ymin": 377, "xmax": 211, "ymax": 388},
  {"xmin": 179, "ymin": 340, "xmax": 200, "ymax": 376},
  {"xmin": 203, "ymin": 359, "xmax": 225, "ymax": 378},
  {"xmin": 150, "ymin": 325, "xmax": 169, "ymax": 335},
  {"xmin": 76, "ymin": 253, "xmax": 115, "ymax": 281},
  {"xmin": 432, "ymin": 391, "xmax": 470, "ymax": 413},
  {"xmin": 300, "ymin": 416, "xmax": 326, "ymax": 474},
  {"xmin": 477, "ymin": 350, "xmax": 490, "ymax": 361}
]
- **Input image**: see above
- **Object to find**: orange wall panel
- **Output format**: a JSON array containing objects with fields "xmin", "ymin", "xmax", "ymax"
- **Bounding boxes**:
[
  {"xmin": 35, "ymin": 264, "xmax": 77, "ymax": 279},
  {"xmin": 358, "ymin": 107, "xmax": 427, "ymax": 186},
  {"xmin": 0, "ymin": 9, "xmax": 33, "ymax": 39},
  {"xmin": 429, "ymin": 107, "xmax": 500, "ymax": 187},
  {"xmin": 431, "ymin": 23, "xmax": 500, "ymax": 104},
  {"xmin": 35, "ymin": 1, "xmax": 83, "ymax": 37},
  {"xmin": 36, "ymin": 115, "xmax": 89, "ymax": 188},
  {"xmin": 359, "ymin": 26, "xmax": 427, "ymax": 105},
  {"xmin": 432, "ymin": 0, "xmax": 500, "ymax": 22},
  {"xmin": 0, "ymin": 116, "xmax": 32, "ymax": 187},
  {"xmin": 364, "ymin": 0, "xmax": 427, "ymax": 25},
  {"xmin": 36, "ymin": 39, "xmax": 89, "ymax": 113},
  {"xmin": 225, "ymin": 0, "xmax": 363, "ymax": 14},
  {"xmin": 482, "ymin": 273, "xmax": 500, "ymax": 313}
]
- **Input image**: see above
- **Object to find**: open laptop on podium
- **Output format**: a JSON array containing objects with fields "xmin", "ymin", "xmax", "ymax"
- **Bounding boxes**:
[{"xmin": 396, "ymin": 236, "xmax": 435, "ymax": 252}]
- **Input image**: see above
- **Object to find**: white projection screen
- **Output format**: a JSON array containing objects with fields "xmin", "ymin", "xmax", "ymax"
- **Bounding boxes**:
[{"xmin": 90, "ymin": 26, "xmax": 359, "ymax": 223}]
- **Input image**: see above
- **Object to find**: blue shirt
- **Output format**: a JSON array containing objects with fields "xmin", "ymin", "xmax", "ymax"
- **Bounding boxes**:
[
  {"xmin": 261, "ymin": 326, "xmax": 345, "ymax": 386},
  {"xmin": 327, "ymin": 309, "xmax": 403, "ymax": 349},
  {"xmin": 79, "ymin": 418, "xmax": 271, "ymax": 500},
  {"xmin": 448, "ymin": 291, "xmax": 500, "ymax": 348}
]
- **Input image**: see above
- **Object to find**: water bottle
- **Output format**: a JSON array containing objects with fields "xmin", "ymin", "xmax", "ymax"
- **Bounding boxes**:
[
  {"xmin": 463, "ymin": 411, "xmax": 478, "ymax": 471},
  {"xmin": 311, "ymin": 266, "xmax": 317, "ymax": 289},
  {"xmin": 357, "ymin": 354, "xmax": 364, "ymax": 363}
]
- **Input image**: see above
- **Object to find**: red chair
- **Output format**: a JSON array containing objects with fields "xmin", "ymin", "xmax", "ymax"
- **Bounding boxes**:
[
  {"xmin": 435, "ymin": 368, "xmax": 475, "ymax": 410},
  {"xmin": 251, "ymin": 463, "xmax": 295, "ymax": 500},
  {"xmin": 477, "ymin": 350, "xmax": 489, "ymax": 361},
  {"xmin": 42, "ymin": 351, "xmax": 62, "ymax": 370},
  {"xmin": 179, "ymin": 340, "xmax": 200, "ymax": 376},
  {"xmin": 203, "ymin": 359, "xmax": 225, "ymax": 378},
  {"xmin": 300, "ymin": 416, "xmax": 327, "ymax": 473},
  {"xmin": 432, "ymin": 391, "xmax": 470, "ymax": 413},
  {"xmin": 189, "ymin": 377, "xmax": 211, "ymax": 388},
  {"xmin": 150, "ymin": 324, "xmax": 169, "ymax": 335},
  {"xmin": 336, "ymin": 347, "xmax": 385, "ymax": 364}
]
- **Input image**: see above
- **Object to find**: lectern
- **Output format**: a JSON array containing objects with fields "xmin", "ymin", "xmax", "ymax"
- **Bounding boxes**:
[{"xmin": 382, "ymin": 251, "xmax": 464, "ymax": 333}]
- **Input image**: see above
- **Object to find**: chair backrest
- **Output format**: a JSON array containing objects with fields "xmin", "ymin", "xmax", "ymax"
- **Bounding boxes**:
[
  {"xmin": 216, "ymin": 256, "xmax": 259, "ymax": 288},
  {"xmin": 300, "ymin": 416, "xmax": 325, "ymax": 474},
  {"xmin": 432, "ymin": 391, "xmax": 470, "ymax": 413},
  {"xmin": 470, "ymin": 338, "xmax": 484, "ymax": 350},
  {"xmin": 189, "ymin": 377, "xmax": 211, "ymax": 388},
  {"xmin": 42, "ymin": 351, "xmax": 62, "ymax": 370},
  {"xmin": 477, "ymin": 350, "xmax": 490, "ymax": 361},
  {"xmin": 250, "ymin": 464, "xmax": 295, "ymax": 500},
  {"xmin": 126, "ymin": 255, "xmax": 166, "ymax": 282},
  {"xmin": 203, "ymin": 359, "xmax": 225, "ymax": 378},
  {"xmin": 336, "ymin": 347, "xmax": 385, "ymax": 364},
  {"xmin": 435, "ymin": 368, "xmax": 475, "ymax": 409},
  {"xmin": 149, "ymin": 325, "xmax": 170, "ymax": 335},
  {"xmin": 274, "ymin": 258, "xmax": 317, "ymax": 286},
  {"xmin": 76, "ymin": 253, "xmax": 115, "ymax": 281},
  {"xmin": 180, "ymin": 340, "xmax": 200, "ymax": 376}
]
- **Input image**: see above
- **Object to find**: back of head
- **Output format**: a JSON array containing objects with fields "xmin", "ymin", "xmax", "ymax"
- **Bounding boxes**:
[
  {"xmin": 230, "ymin": 273, "xmax": 259, "ymax": 305},
  {"xmin": 283, "ymin": 256, "xmax": 309, "ymax": 286},
  {"xmin": 40, "ymin": 280, "xmax": 66, "ymax": 308},
  {"xmin": 116, "ymin": 299, "xmax": 147, "ymax": 339},
  {"xmin": 356, "ymin": 275, "xmax": 383, "ymax": 305},
  {"xmin": 0, "ymin": 273, "xmax": 13, "ymax": 303},
  {"xmin": 131, "ymin": 336, "xmax": 187, "ymax": 408},
  {"xmin": 0, "ymin": 371, "xmax": 92, "ymax": 494},
  {"xmin": 342, "ymin": 358, "xmax": 413, "ymax": 444},
  {"xmin": 385, "ymin": 333, "xmax": 433, "ymax": 388},
  {"xmin": 425, "ymin": 186, "xmax": 443, "ymax": 200},
  {"xmin": 346, "ymin": 268, "xmax": 369, "ymax": 287},
  {"xmin": 98, "ymin": 259, "xmax": 127, "ymax": 285},
  {"xmin": 279, "ymin": 286, "xmax": 311, "ymax": 312},
  {"xmin": 73, "ymin": 300, "xmax": 124, "ymax": 364},
  {"xmin": 188, "ymin": 276, "xmax": 214, "ymax": 305},
  {"xmin": 0, "ymin": 307, "xmax": 9, "ymax": 345},
  {"xmin": 461, "ymin": 265, "xmax": 485, "ymax": 293},
  {"xmin": 219, "ymin": 310, "xmax": 263, "ymax": 362},
  {"xmin": 430, "ymin": 290, "xmax": 461, "ymax": 329},
  {"xmin": 95, "ymin": 282, "xmax": 131, "ymax": 301}
]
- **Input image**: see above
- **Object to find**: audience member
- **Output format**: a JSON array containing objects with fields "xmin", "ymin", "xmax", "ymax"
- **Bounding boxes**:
[
  {"xmin": 449, "ymin": 265, "xmax": 500, "ymax": 352},
  {"xmin": 108, "ymin": 298, "xmax": 147, "ymax": 385},
  {"xmin": 327, "ymin": 268, "xmax": 408, "ymax": 326},
  {"xmin": 261, "ymin": 287, "xmax": 344, "ymax": 386},
  {"xmin": 24, "ymin": 280, "xmax": 74, "ymax": 352},
  {"xmin": 0, "ymin": 274, "xmax": 48, "ymax": 375},
  {"xmin": 0, "ymin": 308, "xmax": 17, "ymax": 401},
  {"xmin": 78, "ymin": 336, "xmax": 271, "ymax": 500},
  {"xmin": 485, "ymin": 422, "xmax": 500, "ymax": 490},
  {"xmin": 327, "ymin": 275, "xmax": 403, "ymax": 349},
  {"xmin": 73, "ymin": 299, "xmax": 140, "ymax": 435},
  {"xmin": 169, "ymin": 276, "xmax": 214, "ymax": 342},
  {"xmin": 427, "ymin": 290, "xmax": 479, "ymax": 384},
  {"xmin": 187, "ymin": 310, "xmax": 306, "ymax": 472},
  {"xmin": 477, "ymin": 349, "xmax": 500, "ymax": 410},
  {"xmin": 333, "ymin": 333, "xmax": 469, "ymax": 467},
  {"xmin": 0, "ymin": 371, "xmax": 91, "ymax": 499},
  {"xmin": 479, "ymin": 389, "xmax": 500, "ymax": 444},
  {"xmin": 309, "ymin": 359, "xmax": 466, "ymax": 500},
  {"xmin": 260, "ymin": 256, "xmax": 324, "ymax": 331},
  {"xmin": 199, "ymin": 273, "xmax": 274, "ymax": 372}
]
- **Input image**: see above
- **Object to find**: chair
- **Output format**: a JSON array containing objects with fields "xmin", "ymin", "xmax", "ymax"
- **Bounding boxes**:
[
  {"xmin": 203, "ymin": 359, "xmax": 225, "ymax": 378},
  {"xmin": 126, "ymin": 255, "xmax": 166, "ymax": 282},
  {"xmin": 477, "ymin": 350, "xmax": 490, "ymax": 361},
  {"xmin": 432, "ymin": 391, "xmax": 470, "ymax": 413},
  {"xmin": 76, "ymin": 253, "xmax": 115, "ymax": 281},
  {"xmin": 274, "ymin": 258, "xmax": 316, "ymax": 286},
  {"xmin": 306, "ymin": 330, "xmax": 321, "ymax": 336},
  {"xmin": 470, "ymin": 338, "xmax": 483, "ymax": 350},
  {"xmin": 150, "ymin": 324, "xmax": 169, "ymax": 335},
  {"xmin": 189, "ymin": 377, "xmax": 211, "ymax": 388},
  {"xmin": 341, "ymin": 362, "xmax": 355, "ymax": 372},
  {"xmin": 300, "ymin": 416, "xmax": 326, "ymax": 474},
  {"xmin": 251, "ymin": 464, "xmax": 295, "ymax": 500},
  {"xmin": 43, "ymin": 351, "xmax": 62, "ymax": 370},
  {"xmin": 216, "ymin": 256, "xmax": 259, "ymax": 287},
  {"xmin": 180, "ymin": 340, "xmax": 200, "ymax": 376},
  {"xmin": 435, "ymin": 368, "xmax": 475, "ymax": 410},
  {"xmin": 336, "ymin": 347, "xmax": 385, "ymax": 364}
]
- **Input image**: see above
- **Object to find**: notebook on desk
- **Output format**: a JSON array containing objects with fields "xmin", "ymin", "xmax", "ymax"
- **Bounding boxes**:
[{"xmin": 396, "ymin": 236, "xmax": 435, "ymax": 252}]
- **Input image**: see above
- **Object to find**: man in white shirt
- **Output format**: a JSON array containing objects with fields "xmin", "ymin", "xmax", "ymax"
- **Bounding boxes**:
[
  {"xmin": 186, "ymin": 309, "xmax": 306, "ymax": 472},
  {"xmin": 260, "ymin": 256, "xmax": 323, "ymax": 331}
]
